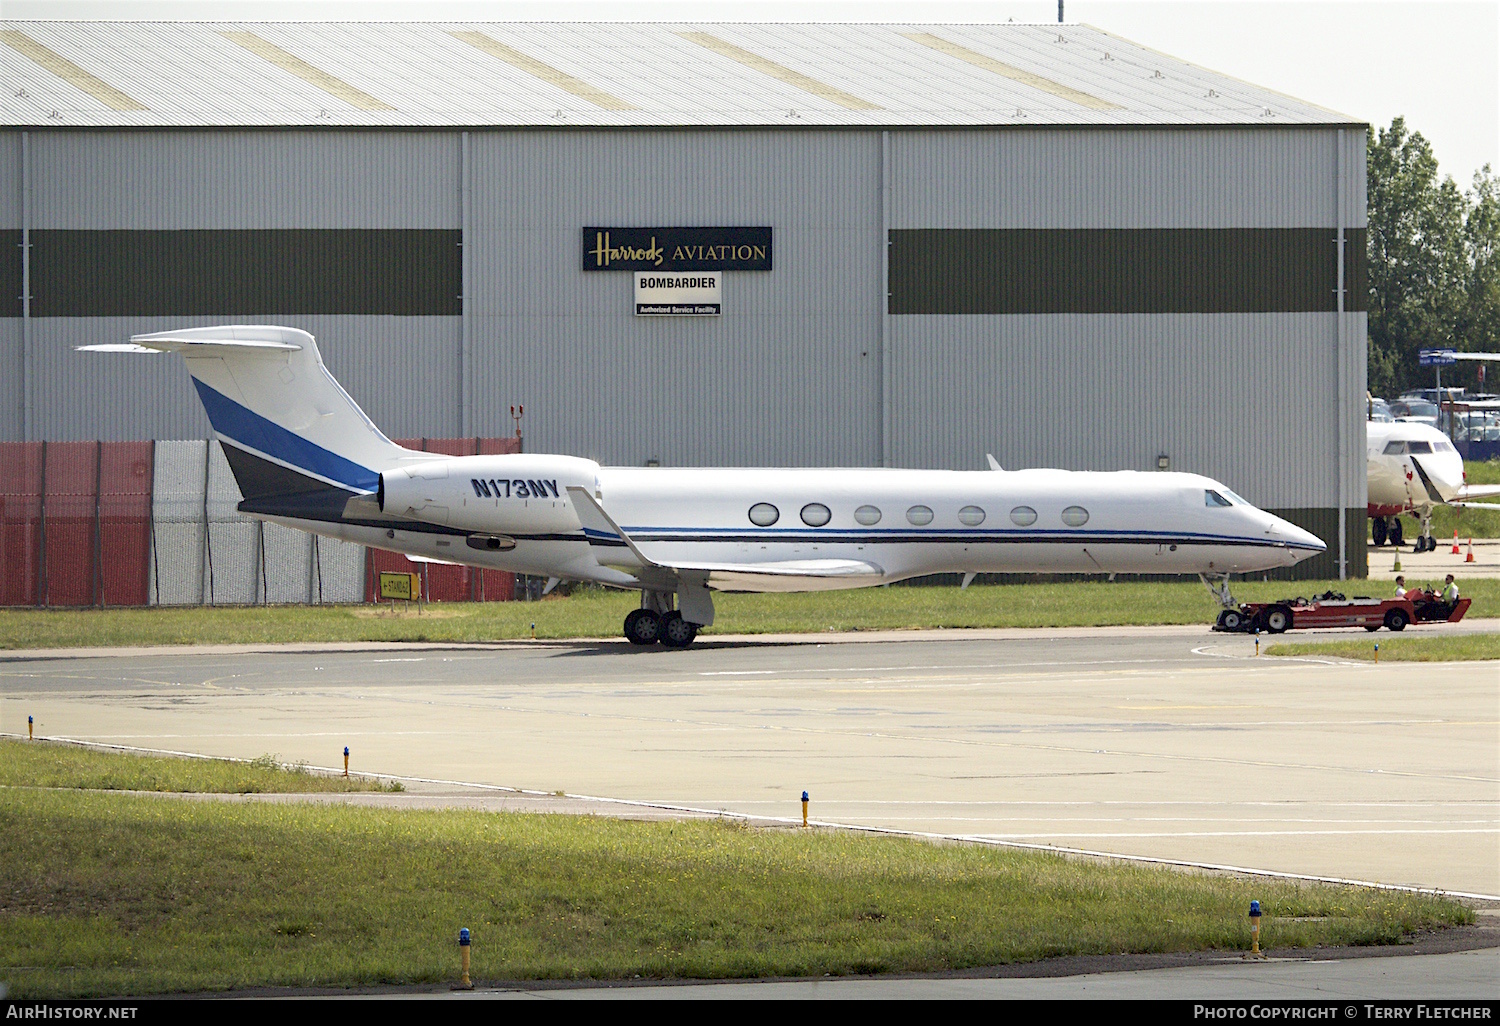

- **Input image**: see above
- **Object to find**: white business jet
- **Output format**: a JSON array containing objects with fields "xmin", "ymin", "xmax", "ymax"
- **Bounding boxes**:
[
  {"xmin": 1367, "ymin": 419, "xmax": 1500, "ymax": 551},
  {"xmin": 85, "ymin": 326, "xmax": 1326, "ymax": 647}
]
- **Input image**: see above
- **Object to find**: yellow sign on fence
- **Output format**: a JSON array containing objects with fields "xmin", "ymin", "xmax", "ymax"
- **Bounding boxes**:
[{"xmin": 378, "ymin": 571, "xmax": 421, "ymax": 602}]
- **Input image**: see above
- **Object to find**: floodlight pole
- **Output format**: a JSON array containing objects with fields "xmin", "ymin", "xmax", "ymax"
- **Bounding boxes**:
[{"xmin": 1059, "ymin": 1, "xmax": 1064, "ymax": 22}]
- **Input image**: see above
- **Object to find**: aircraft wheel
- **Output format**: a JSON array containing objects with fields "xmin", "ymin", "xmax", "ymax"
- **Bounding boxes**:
[
  {"xmin": 658, "ymin": 611, "xmax": 698, "ymax": 649},
  {"xmin": 1263, "ymin": 605, "xmax": 1292, "ymax": 634},
  {"xmin": 1220, "ymin": 609, "xmax": 1245, "ymax": 631},
  {"xmin": 1388, "ymin": 518, "xmax": 1404, "ymax": 547},
  {"xmin": 1371, "ymin": 517, "xmax": 1387, "ymax": 547},
  {"xmin": 1384, "ymin": 608, "xmax": 1409, "ymax": 632},
  {"xmin": 624, "ymin": 608, "xmax": 662, "ymax": 646}
]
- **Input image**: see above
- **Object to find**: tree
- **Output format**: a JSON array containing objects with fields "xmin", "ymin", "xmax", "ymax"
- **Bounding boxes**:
[
  {"xmin": 1366, "ymin": 117, "xmax": 1469, "ymax": 397},
  {"xmin": 1456, "ymin": 166, "xmax": 1500, "ymax": 381}
]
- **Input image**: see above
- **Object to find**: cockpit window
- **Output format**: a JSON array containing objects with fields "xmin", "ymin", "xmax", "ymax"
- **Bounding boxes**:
[
  {"xmin": 1435, "ymin": 440, "xmax": 1453, "ymax": 452},
  {"xmin": 1220, "ymin": 488, "xmax": 1249, "ymax": 506},
  {"xmin": 1205, "ymin": 490, "xmax": 1232, "ymax": 507},
  {"xmin": 1407, "ymin": 441, "xmax": 1432, "ymax": 453},
  {"xmin": 1383, "ymin": 441, "xmax": 1406, "ymax": 455}
]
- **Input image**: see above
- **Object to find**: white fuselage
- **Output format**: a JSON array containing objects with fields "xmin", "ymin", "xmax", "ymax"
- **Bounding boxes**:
[
  {"xmin": 292, "ymin": 457, "xmax": 1325, "ymax": 590},
  {"xmin": 1366, "ymin": 421, "xmax": 1466, "ymax": 517}
]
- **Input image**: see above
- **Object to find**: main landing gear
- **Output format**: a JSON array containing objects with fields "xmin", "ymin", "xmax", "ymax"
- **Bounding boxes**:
[
  {"xmin": 1372, "ymin": 515, "xmax": 1441, "ymax": 553},
  {"xmin": 623, "ymin": 590, "xmax": 701, "ymax": 649}
]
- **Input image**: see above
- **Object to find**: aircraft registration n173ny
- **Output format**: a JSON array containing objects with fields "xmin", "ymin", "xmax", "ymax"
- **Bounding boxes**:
[{"xmin": 85, "ymin": 326, "xmax": 1326, "ymax": 648}]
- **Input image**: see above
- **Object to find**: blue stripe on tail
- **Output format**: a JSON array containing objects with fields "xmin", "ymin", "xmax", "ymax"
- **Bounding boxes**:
[{"xmin": 191, "ymin": 378, "xmax": 380, "ymax": 493}]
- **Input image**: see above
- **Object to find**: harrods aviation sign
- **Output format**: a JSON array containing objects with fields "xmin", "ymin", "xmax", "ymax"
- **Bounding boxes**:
[
  {"xmin": 584, "ymin": 227, "xmax": 772, "ymax": 271},
  {"xmin": 636, "ymin": 271, "xmax": 722, "ymax": 316}
]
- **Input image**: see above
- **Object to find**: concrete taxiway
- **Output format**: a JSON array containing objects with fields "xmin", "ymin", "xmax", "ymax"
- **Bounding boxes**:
[
  {"xmin": 453, "ymin": 946, "xmax": 1500, "ymax": 999},
  {"xmin": 3, "ymin": 624, "xmax": 1498, "ymax": 896},
  {"xmin": 1368, "ymin": 537, "xmax": 1500, "ymax": 579}
]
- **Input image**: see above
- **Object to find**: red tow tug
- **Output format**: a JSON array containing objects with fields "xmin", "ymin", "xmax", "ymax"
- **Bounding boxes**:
[{"xmin": 1212, "ymin": 589, "xmax": 1471, "ymax": 634}]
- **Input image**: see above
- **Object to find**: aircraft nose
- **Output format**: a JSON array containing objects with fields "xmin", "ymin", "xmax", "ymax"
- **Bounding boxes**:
[{"xmin": 1267, "ymin": 516, "xmax": 1326, "ymax": 561}]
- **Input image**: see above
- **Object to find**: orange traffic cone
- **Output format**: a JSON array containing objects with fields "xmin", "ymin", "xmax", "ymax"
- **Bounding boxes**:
[
  {"xmin": 1466, "ymin": 538, "xmax": 1475, "ymax": 563},
  {"xmin": 1451, "ymin": 531, "xmax": 1461, "ymax": 555}
]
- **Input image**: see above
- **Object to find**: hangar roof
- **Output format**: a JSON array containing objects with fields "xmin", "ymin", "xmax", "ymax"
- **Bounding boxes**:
[{"xmin": 0, "ymin": 21, "xmax": 1359, "ymax": 129}]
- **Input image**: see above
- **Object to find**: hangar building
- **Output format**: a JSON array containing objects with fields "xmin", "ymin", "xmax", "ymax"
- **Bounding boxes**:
[{"xmin": 1, "ymin": 21, "xmax": 1367, "ymax": 580}]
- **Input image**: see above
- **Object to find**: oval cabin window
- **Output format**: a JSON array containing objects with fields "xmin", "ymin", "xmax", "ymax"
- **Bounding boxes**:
[
  {"xmin": 748, "ymin": 502, "xmax": 780, "ymax": 527},
  {"xmin": 958, "ymin": 505, "xmax": 986, "ymax": 526},
  {"xmin": 1060, "ymin": 505, "xmax": 1090, "ymax": 527},
  {"xmin": 800, "ymin": 503, "xmax": 832, "ymax": 527},
  {"xmin": 854, "ymin": 504, "xmax": 882, "ymax": 526},
  {"xmin": 1010, "ymin": 506, "xmax": 1038, "ymax": 526},
  {"xmin": 906, "ymin": 505, "xmax": 934, "ymax": 526}
]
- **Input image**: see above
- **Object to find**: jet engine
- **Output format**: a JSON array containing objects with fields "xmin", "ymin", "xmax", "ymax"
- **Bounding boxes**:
[{"xmin": 378, "ymin": 453, "xmax": 601, "ymax": 536}]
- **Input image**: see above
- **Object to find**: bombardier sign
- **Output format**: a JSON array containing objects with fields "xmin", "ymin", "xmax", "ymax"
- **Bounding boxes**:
[{"xmin": 636, "ymin": 272, "xmax": 721, "ymax": 316}]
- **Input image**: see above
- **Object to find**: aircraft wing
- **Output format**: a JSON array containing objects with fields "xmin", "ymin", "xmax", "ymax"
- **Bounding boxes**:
[
  {"xmin": 672, "ymin": 558, "xmax": 886, "ymax": 592},
  {"xmin": 1455, "ymin": 483, "xmax": 1500, "ymax": 502},
  {"xmin": 566, "ymin": 486, "xmax": 884, "ymax": 591}
]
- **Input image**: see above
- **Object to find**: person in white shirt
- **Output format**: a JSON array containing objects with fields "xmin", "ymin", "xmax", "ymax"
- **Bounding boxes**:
[{"xmin": 1394, "ymin": 575, "xmax": 1407, "ymax": 598}]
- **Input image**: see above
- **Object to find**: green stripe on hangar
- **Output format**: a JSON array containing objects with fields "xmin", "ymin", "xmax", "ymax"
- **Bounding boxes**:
[
  {"xmin": 26, "ymin": 229, "xmax": 460, "ymax": 317},
  {"xmin": 889, "ymin": 227, "xmax": 1367, "ymax": 315}
]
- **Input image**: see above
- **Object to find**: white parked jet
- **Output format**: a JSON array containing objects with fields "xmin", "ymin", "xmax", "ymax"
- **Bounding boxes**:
[
  {"xmin": 85, "ymin": 326, "xmax": 1326, "ymax": 647},
  {"xmin": 1367, "ymin": 419, "xmax": 1500, "ymax": 550}
]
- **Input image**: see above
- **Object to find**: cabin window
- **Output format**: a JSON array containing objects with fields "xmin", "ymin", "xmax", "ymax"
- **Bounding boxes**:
[
  {"xmin": 1383, "ymin": 441, "xmax": 1406, "ymax": 455},
  {"xmin": 906, "ymin": 505, "xmax": 934, "ymax": 526},
  {"xmin": 1060, "ymin": 505, "xmax": 1090, "ymax": 527},
  {"xmin": 1407, "ymin": 441, "xmax": 1432, "ymax": 453},
  {"xmin": 1205, "ymin": 490, "xmax": 1232, "ymax": 507},
  {"xmin": 800, "ymin": 503, "xmax": 832, "ymax": 527},
  {"xmin": 854, "ymin": 504, "xmax": 882, "ymax": 526},
  {"xmin": 958, "ymin": 505, "xmax": 986, "ymax": 526},
  {"xmin": 748, "ymin": 502, "xmax": 780, "ymax": 527},
  {"xmin": 1009, "ymin": 506, "xmax": 1037, "ymax": 526}
]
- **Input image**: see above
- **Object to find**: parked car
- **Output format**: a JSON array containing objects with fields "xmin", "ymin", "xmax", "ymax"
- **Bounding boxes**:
[{"xmin": 1389, "ymin": 398, "xmax": 1440, "ymax": 426}]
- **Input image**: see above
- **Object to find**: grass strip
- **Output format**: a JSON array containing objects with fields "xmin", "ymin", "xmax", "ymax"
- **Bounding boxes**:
[
  {"xmin": 0, "ymin": 738, "xmax": 401, "ymax": 793},
  {"xmin": 1268, "ymin": 633, "xmax": 1500, "ymax": 662},
  {"xmin": 0, "ymin": 787, "xmax": 1471, "ymax": 998},
  {"xmin": 3, "ymin": 578, "xmax": 1498, "ymax": 650}
]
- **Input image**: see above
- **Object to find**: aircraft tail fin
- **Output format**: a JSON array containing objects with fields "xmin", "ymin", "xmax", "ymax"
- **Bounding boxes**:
[{"xmin": 81, "ymin": 325, "xmax": 415, "ymax": 498}]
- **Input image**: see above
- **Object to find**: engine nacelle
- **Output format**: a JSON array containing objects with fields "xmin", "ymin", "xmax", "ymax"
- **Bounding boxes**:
[{"xmin": 379, "ymin": 453, "xmax": 600, "ymax": 535}]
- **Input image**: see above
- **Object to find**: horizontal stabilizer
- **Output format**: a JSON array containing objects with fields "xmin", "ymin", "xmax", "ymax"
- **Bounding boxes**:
[
  {"xmin": 77, "ymin": 343, "xmax": 168, "ymax": 354},
  {"xmin": 80, "ymin": 328, "xmax": 304, "ymax": 356}
]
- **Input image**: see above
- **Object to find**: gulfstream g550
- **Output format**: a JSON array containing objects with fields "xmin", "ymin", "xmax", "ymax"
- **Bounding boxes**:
[{"xmin": 85, "ymin": 325, "xmax": 1325, "ymax": 647}]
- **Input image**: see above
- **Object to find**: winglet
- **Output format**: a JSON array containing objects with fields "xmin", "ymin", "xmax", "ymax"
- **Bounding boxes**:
[
  {"xmin": 986, "ymin": 453, "xmax": 1003, "ymax": 471},
  {"xmin": 565, "ymin": 486, "xmax": 658, "ymax": 568}
]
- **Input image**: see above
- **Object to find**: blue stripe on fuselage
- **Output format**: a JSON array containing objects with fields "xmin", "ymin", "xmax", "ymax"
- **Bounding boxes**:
[{"xmin": 191, "ymin": 378, "xmax": 379, "ymax": 493}]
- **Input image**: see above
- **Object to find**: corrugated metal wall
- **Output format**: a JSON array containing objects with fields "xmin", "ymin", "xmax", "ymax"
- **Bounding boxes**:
[
  {"xmin": 1, "ymin": 124, "xmax": 1367, "ymax": 576},
  {"xmin": 889, "ymin": 128, "xmax": 1367, "ymax": 229},
  {"xmin": 29, "ymin": 315, "xmax": 460, "ymax": 441},
  {"xmin": 30, "ymin": 131, "xmax": 458, "ymax": 229},
  {"xmin": 468, "ymin": 130, "xmax": 882, "ymax": 466},
  {"xmin": 146, "ymin": 440, "xmax": 367, "ymax": 606}
]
